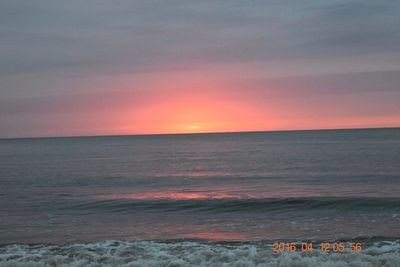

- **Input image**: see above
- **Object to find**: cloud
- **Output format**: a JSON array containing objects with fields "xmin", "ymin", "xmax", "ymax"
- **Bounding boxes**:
[{"xmin": 1, "ymin": 0, "xmax": 399, "ymax": 76}]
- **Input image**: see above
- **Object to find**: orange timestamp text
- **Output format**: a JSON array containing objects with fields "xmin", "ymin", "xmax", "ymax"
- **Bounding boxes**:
[{"xmin": 272, "ymin": 242, "xmax": 362, "ymax": 253}]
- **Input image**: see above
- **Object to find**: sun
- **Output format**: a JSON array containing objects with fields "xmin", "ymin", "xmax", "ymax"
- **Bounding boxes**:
[{"xmin": 189, "ymin": 125, "xmax": 200, "ymax": 130}]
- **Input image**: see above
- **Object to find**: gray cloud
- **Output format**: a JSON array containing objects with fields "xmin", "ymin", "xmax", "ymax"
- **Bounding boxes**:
[
  {"xmin": 1, "ymin": 0, "xmax": 399, "ymax": 76},
  {"xmin": 242, "ymin": 70, "xmax": 400, "ymax": 96}
]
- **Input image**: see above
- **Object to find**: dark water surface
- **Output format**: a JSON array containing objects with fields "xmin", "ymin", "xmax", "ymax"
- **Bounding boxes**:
[{"xmin": 1, "ymin": 128, "xmax": 399, "ymax": 245}]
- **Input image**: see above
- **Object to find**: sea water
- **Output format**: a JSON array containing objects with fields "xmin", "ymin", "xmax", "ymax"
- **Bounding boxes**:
[{"xmin": 1, "ymin": 128, "xmax": 399, "ymax": 266}]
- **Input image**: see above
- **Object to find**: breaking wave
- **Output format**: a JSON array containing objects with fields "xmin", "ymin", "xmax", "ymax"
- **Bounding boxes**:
[{"xmin": 1, "ymin": 239, "xmax": 399, "ymax": 267}]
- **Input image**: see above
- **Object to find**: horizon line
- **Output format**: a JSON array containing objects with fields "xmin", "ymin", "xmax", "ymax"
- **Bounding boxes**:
[{"xmin": 0, "ymin": 126, "xmax": 399, "ymax": 141}]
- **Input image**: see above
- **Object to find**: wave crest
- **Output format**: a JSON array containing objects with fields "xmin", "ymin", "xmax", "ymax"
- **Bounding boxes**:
[
  {"xmin": 1, "ymin": 240, "xmax": 400, "ymax": 267},
  {"xmin": 64, "ymin": 197, "xmax": 400, "ymax": 214}
]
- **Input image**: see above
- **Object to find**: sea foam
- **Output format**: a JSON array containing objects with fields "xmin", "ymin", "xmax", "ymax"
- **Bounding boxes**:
[{"xmin": 1, "ymin": 240, "xmax": 399, "ymax": 267}]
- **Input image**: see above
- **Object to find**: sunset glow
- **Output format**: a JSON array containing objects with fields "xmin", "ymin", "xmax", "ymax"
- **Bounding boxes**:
[
  {"xmin": 96, "ymin": 67, "xmax": 400, "ymax": 136},
  {"xmin": 130, "ymin": 90, "xmax": 265, "ymax": 134},
  {"xmin": 189, "ymin": 125, "xmax": 199, "ymax": 130},
  {"xmin": 1, "ymin": 1, "xmax": 400, "ymax": 138}
]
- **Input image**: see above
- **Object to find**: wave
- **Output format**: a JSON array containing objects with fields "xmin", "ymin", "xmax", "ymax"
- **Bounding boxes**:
[
  {"xmin": 1, "ymin": 239, "xmax": 399, "ymax": 267},
  {"xmin": 63, "ymin": 197, "xmax": 400, "ymax": 214}
]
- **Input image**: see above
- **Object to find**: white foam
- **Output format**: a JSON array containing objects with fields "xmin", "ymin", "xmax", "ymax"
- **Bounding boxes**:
[{"xmin": 0, "ymin": 240, "xmax": 399, "ymax": 267}]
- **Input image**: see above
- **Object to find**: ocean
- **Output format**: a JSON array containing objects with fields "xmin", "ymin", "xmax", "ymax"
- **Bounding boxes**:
[{"xmin": 0, "ymin": 128, "xmax": 399, "ymax": 266}]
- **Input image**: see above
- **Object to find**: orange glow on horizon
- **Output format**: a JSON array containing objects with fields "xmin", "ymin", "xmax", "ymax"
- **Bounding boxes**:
[
  {"xmin": 125, "ymin": 69, "xmax": 273, "ymax": 134},
  {"xmin": 131, "ymin": 94, "xmax": 267, "ymax": 134},
  {"xmin": 38, "ymin": 67, "xmax": 399, "ymax": 138}
]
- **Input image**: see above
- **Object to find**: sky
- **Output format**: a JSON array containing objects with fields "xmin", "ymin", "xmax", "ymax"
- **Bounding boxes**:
[{"xmin": 1, "ymin": 0, "xmax": 400, "ymax": 138}]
